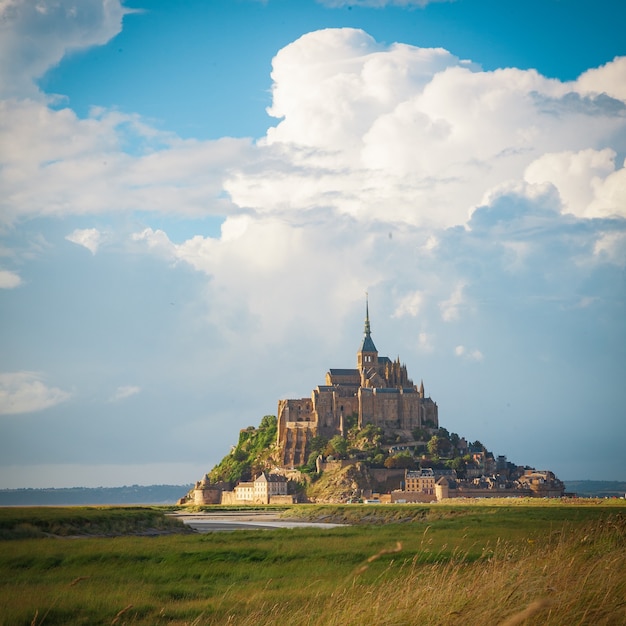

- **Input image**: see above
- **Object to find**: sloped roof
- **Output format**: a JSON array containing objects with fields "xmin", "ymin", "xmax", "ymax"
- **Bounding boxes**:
[
  {"xmin": 255, "ymin": 472, "xmax": 286, "ymax": 483},
  {"xmin": 360, "ymin": 334, "xmax": 377, "ymax": 353}
]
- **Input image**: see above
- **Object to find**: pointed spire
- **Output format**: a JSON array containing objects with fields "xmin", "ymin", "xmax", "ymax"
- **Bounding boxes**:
[
  {"xmin": 359, "ymin": 292, "xmax": 377, "ymax": 356},
  {"xmin": 364, "ymin": 292, "xmax": 371, "ymax": 337}
]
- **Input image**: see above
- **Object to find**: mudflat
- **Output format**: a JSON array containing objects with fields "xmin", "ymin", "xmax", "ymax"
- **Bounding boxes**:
[{"xmin": 169, "ymin": 509, "xmax": 346, "ymax": 531}]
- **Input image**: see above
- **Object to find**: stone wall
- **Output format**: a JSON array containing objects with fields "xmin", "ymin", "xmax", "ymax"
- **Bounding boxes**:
[
  {"xmin": 269, "ymin": 494, "xmax": 296, "ymax": 505},
  {"xmin": 193, "ymin": 488, "xmax": 222, "ymax": 505},
  {"xmin": 390, "ymin": 491, "xmax": 437, "ymax": 503},
  {"xmin": 370, "ymin": 468, "xmax": 405, "ymax": 492}
]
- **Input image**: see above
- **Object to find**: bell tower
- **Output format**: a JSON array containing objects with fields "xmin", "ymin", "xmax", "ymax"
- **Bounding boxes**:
[{"xmin": 357, "ymin": 294, "xmax": 378, "ymax": 370}]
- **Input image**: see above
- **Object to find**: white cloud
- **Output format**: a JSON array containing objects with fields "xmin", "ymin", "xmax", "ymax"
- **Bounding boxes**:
[
  {"xmin": 225, "ymin": 30, "xmax": 626, "ymax": 230},
  {"xmin": 0, "ymin": 372, "xmax": 71, "ymax": 415},
  {"xmin": 439, "ymin": 283, "xmax": 465, "ymax": 322},
  {"xmin": 575, "ymin": 56, "xmax": 626, "ymax": 102},
  {"xmin": 594, "ymin": 231, "xmax": 626, "ymax": 267},
  {"xmin": 0, "ymin": 269, "xmax": 21, "ymax": 288},
  {"xmin": 0, "ymin": 99, "xmax": 250, "ymax": 224},
  {"xmin": 393, "ymin": 290, "xmax": 424, "ymax": 317},
  {"xmin": 454, "ymin": 345, "xmax": 483, "ymax": 361},
  {"xmin": 66, "ymin": 228, "xmax": 102, "ymax": 254},
  {"xmin": 524, "ymin": 149, "xmax": 626, "ymax": 219},
  {"xmin": 2, "ymin": 26, "xmax": 625, "ymax": 240},
  {"xmin": 0, "ymin": 19, "xmax": 624, "ymax": 483},
  {"xmin": 109, "ymin": 385, "xmax": 141, "ymax": 402},
  {"xmin": 417, "ymin": 332, "xmax": 434, "ymax": 353},
  {"xmin": 132, "ymin": 218, "xmax": 379, "ymax": 346},
  {"xmin": 0, "ymin": 0, "xmax": 128, "ymax": 99},
  {"xmin": 0, "ymin": 24, "xmax": 617, "ymax": 381}
]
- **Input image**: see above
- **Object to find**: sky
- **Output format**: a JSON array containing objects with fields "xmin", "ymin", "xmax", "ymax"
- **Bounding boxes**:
[{"xmin": 1, "ymin": 0, "xmax": 625, "ymax": 488}]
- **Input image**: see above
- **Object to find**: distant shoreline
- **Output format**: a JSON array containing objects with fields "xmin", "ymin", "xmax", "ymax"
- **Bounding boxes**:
[
  {"xmin": 0, "ymin": 484, "xmax": 192, "ymax": 506},
  {"xmin": 0, "ymin": 481, "xmax": 625, "ymax": 506}
]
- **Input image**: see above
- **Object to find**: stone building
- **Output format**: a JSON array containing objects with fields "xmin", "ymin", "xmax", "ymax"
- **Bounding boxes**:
[
  {"xmin": 405, "ymin": 468, "xmax": 436, "ymax": 495},
  {"xmin": 517, "ymin": 470, "xmax": 565, "ymax": 498},
  {"xmin": 254, "ymin": 472, "xmax": 288, "ymax": 504},
  {"xmin": 226, "ymin": 472, "xmax": 290, "ymax": 505},
  {"xmin": 277, "ymin": 300, "xmax": 439, "ymax": 467}
]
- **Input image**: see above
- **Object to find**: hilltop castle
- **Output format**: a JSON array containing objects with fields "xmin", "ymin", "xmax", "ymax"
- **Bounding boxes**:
[
  {"xmin": 180, "ymin": 298, "xmax": 567, "ymax": 506},
  {"xmin": 277, "ymin": 299, "xmax": 439, "ymax": 467}
]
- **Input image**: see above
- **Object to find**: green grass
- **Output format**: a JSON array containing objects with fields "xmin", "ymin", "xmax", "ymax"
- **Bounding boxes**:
[
  {"xmin": 0, "ymin": 506, "xmax": 190, "ymax": 539},
  {"xmin": 0, "ymin": 502, "xmax": 624, "ymax": 625}
]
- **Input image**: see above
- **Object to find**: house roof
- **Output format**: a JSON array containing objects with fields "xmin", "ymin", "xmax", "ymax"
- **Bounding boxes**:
[{"xmin": 255, "ymin": 472, "xmax": 286, "ymax": 483}]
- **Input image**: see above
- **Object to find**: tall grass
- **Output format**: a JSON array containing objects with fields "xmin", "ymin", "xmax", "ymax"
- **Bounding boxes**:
[
  {"xmin": 0, "ymin": 505, "xmax": 623, "ymax": 625},
  {"xmin": 232, "ymin": 515, "xmax": 626, "ymax": 625}
]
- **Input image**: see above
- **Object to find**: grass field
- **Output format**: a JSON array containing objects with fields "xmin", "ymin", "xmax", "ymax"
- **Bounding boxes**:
[{"xmin": 0, "ymin": 501, "xmax": 624, "ymax": 625}]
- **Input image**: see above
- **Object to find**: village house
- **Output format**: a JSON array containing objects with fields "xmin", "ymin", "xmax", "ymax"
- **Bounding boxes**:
[
  {"xmin": 254, "ymin": 472, "xmax": 289, "ymax": 504},
  {"xmin": 220, "ymin": 472, "xmax": 291, "ymax": 505},
  {"xmin": 404, "ymin": 468, "xmax": 436, "ymax": 495}
]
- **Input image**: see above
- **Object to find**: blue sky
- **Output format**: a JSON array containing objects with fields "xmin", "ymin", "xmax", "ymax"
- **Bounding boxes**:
[{"xmin": 1, "ymin": 0, "xmax": 625, "ymax": 488}]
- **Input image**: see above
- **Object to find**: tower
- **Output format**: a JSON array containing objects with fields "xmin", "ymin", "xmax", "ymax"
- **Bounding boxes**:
[{"xmin": 357, "ymin": 294, "xmax": 378, "ymax": 370}]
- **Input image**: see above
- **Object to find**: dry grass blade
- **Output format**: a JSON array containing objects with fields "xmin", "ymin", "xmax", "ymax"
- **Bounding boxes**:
[
  {"xmin": 111, "ymin": 604, "xmax": 134, "ymax": 625},
  {"xmin": 353, "ymin": 541, "xmax": 403, "ymax": 575},
  {"xmin": 498, "ymin": 598, "xmax": 553, "ymax": 626}
]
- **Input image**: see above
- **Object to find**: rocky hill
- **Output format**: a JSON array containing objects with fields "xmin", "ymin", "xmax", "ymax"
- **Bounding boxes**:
[
  {"xmin": 189, "ymin": 411, "xmax": 563, "ymax": 503},
  {"xmin": 306, "ymin": 462, "xmax": 375, "ymax": 503}
]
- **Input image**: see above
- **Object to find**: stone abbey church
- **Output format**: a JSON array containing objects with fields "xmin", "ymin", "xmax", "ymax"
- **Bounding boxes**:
[{"xmin": 277, "ymin": 301, "xmax": 439, "ymax": 467}]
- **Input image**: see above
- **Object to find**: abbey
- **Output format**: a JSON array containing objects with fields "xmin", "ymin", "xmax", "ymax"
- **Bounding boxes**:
[{"xmin": 277, "ymin": 300, "xmax": 439, "ymax": 467}]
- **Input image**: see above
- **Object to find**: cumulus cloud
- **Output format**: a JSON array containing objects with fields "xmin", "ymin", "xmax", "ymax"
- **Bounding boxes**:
[
  {"xmin": 594, "ymin": 231, "xmax": 626, "ymax": 266},
  {"xmin": 417, "ymin": 332, "xmax": 434, "ymax": 353},
  {"xmin": 524, "ymin": 149, "xmax": 626, "ymax": 219},
  {"xmin": 0, "ymin": 269, "xmax": 21, "ymax": 288},
  {"xmin": 109, "ymin": 385, "xmax": 141, "ymax": 402},
  {"xmin": 0, "ymin": 99, "xmax": 250, "ymax": 224},
  {"xmin": 0, "ymin": 0, "xmax": 128, "ymax": 99},
  {"xmin": 439, "ymin": 284, "xmax": 465, "ymax": 322},
  {"xmin": 131, "ymin": 216, "xmax": 379, "ymax": 346},
  {"xmin": 454, "ymin": 345, "xmax": 483, "ymax": 361},
  {"xmin": 2, "ymin": 23, "xmax": 625, "ymax": 376},
  {"xmin": 393, "ymin": 290, "xmax": 424, "ymax": 317},
  {"xmin": 66, "ymin": 228, "xmax": 102, "ymax": 254},
  {"xmin": 223, "ymin": 29, "xmax": 626, "ymax": 231},
  {"xmin": 0, "ymin": 372, "xmax": 71, "ymax": 415},
  {"xmin": 575, "ymin": 56, "xmax": 626, "ymax": 102},
  {"xmin": 3, "ymin": 25, "xmax": 626, "ymax": 240}
]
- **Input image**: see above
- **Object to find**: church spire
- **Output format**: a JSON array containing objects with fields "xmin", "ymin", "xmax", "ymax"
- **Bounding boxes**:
[
  {"xmin": 364, "ymin": 292, "xmax": 371, "ymax": 338},
  {"xmin": 358, "ymin": 293, "xmax": 378, "ymax": 367}
]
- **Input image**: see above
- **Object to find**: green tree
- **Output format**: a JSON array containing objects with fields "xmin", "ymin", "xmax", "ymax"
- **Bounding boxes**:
[
  {"xmin": 308, "ymin": 435, "xmax": 329, "ymax": 457},
  {"xmin": 384, "ymin": 452, "xmax": 416, "ymax": 469},
  {"xmin": 357, "ymin": 424, "xmax": 383, "ymax": 450},
  {"xmin": 326, "ymin": 435, "xmax": 349, "ymax": 459},
  {"xmin": 427, "ymin": 435, "xmax": 443, "ymax": 457},
  {"xmin": 209, "ymin": 415, "xmax": 278, "ymax": 483},
  {"xmin": 411, "ymin": 428, "xmax": 428, "ymax": 441},
  {"xmin": 371, "ymin": 453, "xmax": 387, "ymax": 467},
  {"xmin": 438, "ymin": 427, "xmax": 450, "ymax": 440}
]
